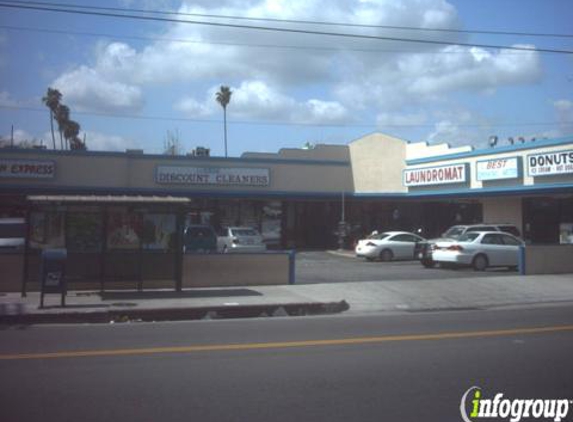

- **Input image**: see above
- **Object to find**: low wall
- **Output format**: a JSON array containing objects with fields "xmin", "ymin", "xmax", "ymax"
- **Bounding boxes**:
[
  {"xmin": 520, "ymin": 245, "xmax": 573, "ymax": 275},
  {"xmin": 182, "ymin": 252, "xmax": 294, "ymax": 288},
  {"xmin": 0, "ymin": 253, "xmax": 24, "ymax": 292}
]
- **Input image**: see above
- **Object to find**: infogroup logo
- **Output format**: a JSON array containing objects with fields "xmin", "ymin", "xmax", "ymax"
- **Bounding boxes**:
[{"xmin": 460, "ymin": 386, "xmax": 572, "ymax": 422}]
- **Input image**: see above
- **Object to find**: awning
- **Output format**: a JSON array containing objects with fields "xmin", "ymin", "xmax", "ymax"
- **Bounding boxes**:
[{"xmin": 26, "ymin": 195, "xmax": 191, "ymax": 204}]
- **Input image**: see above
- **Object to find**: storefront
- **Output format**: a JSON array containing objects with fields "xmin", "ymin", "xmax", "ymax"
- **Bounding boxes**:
[{"xmin": 1, "ymin": 133, "xmax": 572, "ymax": 258}]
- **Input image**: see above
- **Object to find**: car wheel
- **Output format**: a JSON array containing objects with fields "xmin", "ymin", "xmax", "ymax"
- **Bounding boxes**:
[
  {"xmin": 472, "ymin": 254, "xmax": 488, "ymax": 271},
  {"xmin": 379, "ymin": 249, "xmax": 393, "ymax": 262},
  {"xmin": 421, "ymin": 259, "xmax": 435, "ymax": 268}
]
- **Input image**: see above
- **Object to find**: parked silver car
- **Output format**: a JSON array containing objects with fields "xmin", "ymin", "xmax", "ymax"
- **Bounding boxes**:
[
  {"xmin": 416, "ymin": 223, "xmax": 521, "ymax": 268},
  {"xmin": 431, "ymin": 231, "xmax": 524, "ymax": 271},
  {"xmin": 217, "ymin": 227, "xmax": 267, "ymax": 253},
  {"xmin": 355, "ymin": 231, "xmax": 425, "ymax": 261}
]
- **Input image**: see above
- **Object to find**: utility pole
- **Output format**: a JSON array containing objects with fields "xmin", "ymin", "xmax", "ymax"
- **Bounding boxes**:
[{"xmin": 337, "ymin": 191, "xmax": 347, "ymax": 251}]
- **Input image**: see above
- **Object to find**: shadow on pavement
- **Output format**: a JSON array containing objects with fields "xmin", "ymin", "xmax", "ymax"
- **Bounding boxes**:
[{"xmin": 100, "ymin": 288, "xmax": 263, "ymax": 301}]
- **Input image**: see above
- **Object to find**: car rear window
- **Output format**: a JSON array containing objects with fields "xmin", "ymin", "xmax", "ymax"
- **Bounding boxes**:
[
  {"xmin": 231, "ymin": 229, "xmax": 258, "ymax": 236},
  {"xmin": 467, "ymin": 226, "xmax": 497, "ymax": 232},
  {"xmin": 457, "ymin": 232, "xmax": 480, "ymax": 242},
  {"xmin": 368, "ymin": 233, "xmax": 391, "ymax": 240},
  {"xmin": 498, "ymin": 225, "xmax": 521, "ymax": 237},
  {"xmin": 443, "ymin": 227, "xmax": 465, "ymax": 238}
]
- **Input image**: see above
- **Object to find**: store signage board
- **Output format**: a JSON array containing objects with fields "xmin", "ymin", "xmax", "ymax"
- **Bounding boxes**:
[
  {"xmin": 156, "ymin": 166, "xmax": 270, "ymax": 187},
  {"xmin": 527, "ymin": 149, "xmax": 573, "ymax": 177},
  {"xmin": 404, "ymin": 163, "xmax": 467, "ymax": 187},
  {"xmin": 0, "ymin": 159, "xmax": 56, "ymax": 179},
  {"xmin": 476, "ymin": 157, "xmax": 520, "ymax": 181}
]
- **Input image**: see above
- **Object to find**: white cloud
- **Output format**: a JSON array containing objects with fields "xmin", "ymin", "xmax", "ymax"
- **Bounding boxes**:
[
  {"xmin": 50, "ymin": 0, "xmax": 463, "ymax": 112},
  {"xmin": 82, "ymin": 131, "xmax": 137, "ymax": 151},
  {"xmin": 403, "ymin": 45, "xmax": 541, "ymax": 97},
  {"xmin": 377, "ymin": 112, "xmax": 427, "ymax": 127},
  {"xmin": 176, "ymin": 80, "xmax": 349, "ymax": 124},
  {"xmin": 52, "ymin": 65, "xmax": 144, "ymax": 113}
]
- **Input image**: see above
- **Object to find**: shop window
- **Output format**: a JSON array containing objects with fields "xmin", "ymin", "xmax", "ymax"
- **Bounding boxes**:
[
  {"xmin": 66, "ymin": 213, "xmax": 103, "ymax": 252},
  {"xmin": 29, "ymin": 211, "xmax": 65, "ymax": 249},
  {"xmin": 141, "ymin": 214, "xmax": 176, "ymax": 251},
  {"xmin": 106, "ymin": 209, "xmax": 142, "ymax": 250}
]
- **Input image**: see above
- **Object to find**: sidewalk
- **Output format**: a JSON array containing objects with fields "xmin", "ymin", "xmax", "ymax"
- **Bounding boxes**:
[{"xmin": 1, "ymin": 274, "xmax": 573, "ymax": 324}]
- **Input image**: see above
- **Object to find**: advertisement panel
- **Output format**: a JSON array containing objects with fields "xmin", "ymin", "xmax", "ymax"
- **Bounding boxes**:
[
  {"xmin": 156, "ymin": 166, "xmax": 270, "ymax": 187},
  {"xmin": 404, "ymin": 163, "xmax": 467, "ymax": 187},
  {"xmin": 476, "ymin": 157, "xmax": 520, "ymax": 181},
  {"xmin": 527, "ymin": 149, "xmax": 573, "ymax": 177}
]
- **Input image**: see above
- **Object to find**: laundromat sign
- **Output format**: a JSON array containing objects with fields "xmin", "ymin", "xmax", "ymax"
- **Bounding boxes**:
[
  {"xmin": 0, "ymin": 159, "xmax": 56, "ymax": 179},
  {"xmin": 527, "ymin": 149, "xmax": 573, "ymax": 177},
  {"xmin": 404, "ymin": 163, "xmax": 467, "ymax": 187},
  {"xmin": 156, "ymin": 166, "xmax": 270, "ymax": 187}
]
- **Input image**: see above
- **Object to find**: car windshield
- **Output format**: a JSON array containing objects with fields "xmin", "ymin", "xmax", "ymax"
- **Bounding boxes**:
[
  {"xmin": 457, "ymin": 232, "xmax": 480, "ymax": 242},
  {"xmin": 367, "ymin": 233, "xmax": 391, "ymax": 240},
  {"xmin": 231, "ymin": 229, "xmax": 259, "ymax": 236},
  {"xmin": 442, "ymin": 227, "xmax": 465, "ymax": 238}
]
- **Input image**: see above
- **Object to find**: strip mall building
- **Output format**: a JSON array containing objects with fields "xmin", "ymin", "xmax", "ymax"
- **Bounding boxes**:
[{"xmin": 1, "ymin": 132, "xmax": 572, "ymax": 255}]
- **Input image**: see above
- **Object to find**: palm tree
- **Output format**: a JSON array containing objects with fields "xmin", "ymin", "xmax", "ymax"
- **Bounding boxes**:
[
  {"xmin": 42, "ymin": 88, "xmax": 62, "ymax": 150},
  {"xmin": 54, "ymin": 104, "xmax": 70, "ymax": 150},
  {"xmin": 216, "ymin": 85, "xmax": 232, "ymax": 157}
]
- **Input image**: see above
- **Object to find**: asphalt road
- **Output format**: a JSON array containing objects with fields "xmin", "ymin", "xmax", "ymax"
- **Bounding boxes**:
[
  {"xmin": 296, "ymin": 251, "xmax": 515, "ymax": 284},
  {"xmin": 2, "ymin": 305, "xmax": 573, "ymax": 422}
]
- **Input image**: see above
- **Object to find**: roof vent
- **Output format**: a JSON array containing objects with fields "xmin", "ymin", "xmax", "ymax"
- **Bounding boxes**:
[{"xmin": 188, "ymin": 147, "xmax": 210, "ymax": 157}]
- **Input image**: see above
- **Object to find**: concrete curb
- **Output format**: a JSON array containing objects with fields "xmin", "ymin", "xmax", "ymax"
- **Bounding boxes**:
[{"xmin": 0, "ymin": 300, "xmax": 350, "ymax": 325}]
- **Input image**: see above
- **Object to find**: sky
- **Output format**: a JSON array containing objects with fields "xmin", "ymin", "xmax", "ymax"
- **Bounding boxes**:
[{"xmin": 0, "ymin": 0, "xmax": 572, "ymax": 156}]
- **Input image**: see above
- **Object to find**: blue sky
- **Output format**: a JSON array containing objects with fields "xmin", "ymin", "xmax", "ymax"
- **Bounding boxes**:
[{"xmin": 0, "ymin": 0, "xmax": 572, "ymax": 155}]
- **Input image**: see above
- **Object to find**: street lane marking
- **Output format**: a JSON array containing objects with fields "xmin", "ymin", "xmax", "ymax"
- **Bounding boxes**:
[{"xmin": 2, "ymin": 324, "xmax": 573, "ymax": 361}]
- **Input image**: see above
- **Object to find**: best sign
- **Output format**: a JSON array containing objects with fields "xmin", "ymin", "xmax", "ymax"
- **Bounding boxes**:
[{"xmin": 476, "ymin": 157, "xmax": 519, "ymax": 181}]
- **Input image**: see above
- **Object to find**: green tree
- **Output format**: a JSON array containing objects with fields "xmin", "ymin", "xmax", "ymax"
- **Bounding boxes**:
[
  {"xmin": 216, "ymin": 85, "xmax": 232, "ymax": 157},
  {"xmin": 42, "ymin": 88, "xmax": 62, "ymax": 150}
]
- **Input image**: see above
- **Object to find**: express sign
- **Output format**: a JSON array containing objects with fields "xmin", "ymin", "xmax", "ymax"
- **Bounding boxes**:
[
  {"xmin": 0, "ymin": 159, "xmax": 56, "ymax": 179},
  {"xmin": 527, "ymin": 150, "xmax": 573, "ymax": 177},
  {"xmin": 476, "ymin": 157, "xmax": 519, "ymax": 181},
  {"xmin": 404, "ymin": 164, "xmax": 466, "ymax": 187}
]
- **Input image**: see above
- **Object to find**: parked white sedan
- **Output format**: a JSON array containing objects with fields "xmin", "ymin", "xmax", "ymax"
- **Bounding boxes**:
[
  {"xmin": 355, "ymin": 231, "xmax": 425, "ymax": 261},
  {"xmin": 217, "ymin": 227, "xmax": 267, "ymax": 253},
  {"xmin": 432, "ymin": 231, "xmax": 524, "ymax": 271}
]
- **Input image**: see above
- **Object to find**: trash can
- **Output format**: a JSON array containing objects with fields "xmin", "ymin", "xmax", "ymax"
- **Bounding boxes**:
[{"xmin": 40, "ymin": 248, "xmax": 67, "ymax": 308}]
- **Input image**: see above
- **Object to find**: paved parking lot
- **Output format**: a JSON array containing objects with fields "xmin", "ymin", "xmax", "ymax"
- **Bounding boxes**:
[{"xmin": 296, "ymin": 251, "xmax": 515, "ymax": 284}]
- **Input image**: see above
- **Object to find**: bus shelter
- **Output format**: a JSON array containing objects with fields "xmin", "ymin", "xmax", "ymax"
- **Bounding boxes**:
[{"xmin": 21, "ymin": 195, "xmax": 190, "ymax": 296}]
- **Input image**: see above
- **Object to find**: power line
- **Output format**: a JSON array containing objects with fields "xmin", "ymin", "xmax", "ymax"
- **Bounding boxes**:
[
  {"xmin": 1, "ymin": 105, "xmax": 569, "ymax": 129},
  {"xmin": 0, "ymin": 24, "xmax": 545, "ymax": 56},
  {"xmin": 5, "ymin": 0, "xmax": 573, "ymax": 39},
  {"xmin": 0, "ymin": 2, "xmax": 572, "ymax": 55}
]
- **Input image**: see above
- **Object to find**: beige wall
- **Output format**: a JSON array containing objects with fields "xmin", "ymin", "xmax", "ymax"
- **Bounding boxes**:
[
  {"xmin": 182, "ymin": 253, "xmax": 290, "ymax": 287},
  {"xmin": 0, "ymin": 149, "xmax": 353, "ymax": 194},
  {"xmin": 481, "ymin": 197, "xmax": 523, "ymax": 228},
  {"xmin": 524, "ymin": 245, "xmax": 573, "ymax": 274},
  {"xmin": 349, "ymin": 133, "xmax": 407, "ymax": 193}
]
